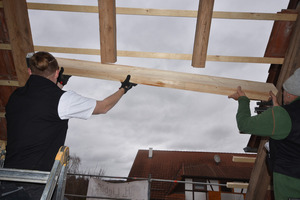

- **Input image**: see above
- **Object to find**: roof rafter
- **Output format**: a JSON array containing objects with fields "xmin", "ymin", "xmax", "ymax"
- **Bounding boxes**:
[
  {"xmin": 192, "ymin": 0, "xmax": 215, "ymax": 68},
  {"xmin": 2, "ymin": 0, "xmax": 34, "ymax": 86},
  {"xmin": 98, "ymin": 0, "xmax": 117, "ymax": 64}
]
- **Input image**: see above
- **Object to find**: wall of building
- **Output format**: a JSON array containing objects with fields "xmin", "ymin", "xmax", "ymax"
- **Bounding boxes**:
[{"xmin": 185, "ymin": 178, "xmax": 246, "ymax": 200}]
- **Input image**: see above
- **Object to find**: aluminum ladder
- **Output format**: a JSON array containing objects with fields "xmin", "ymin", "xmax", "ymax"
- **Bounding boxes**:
[{"xmin": 0, "ymin": 146, "xmax": 69, "ymax": 200}]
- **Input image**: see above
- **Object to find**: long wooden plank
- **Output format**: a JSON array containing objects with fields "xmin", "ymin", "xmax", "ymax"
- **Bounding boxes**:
[
  {"xmin": 25, "ymin": 3, "xmax": 298, "ymax": 21},
  {"xmin": 2, "ymin": 0, "xmax": 34, "ymax": 86},
  {"xmin": 192, "ymin": 0, "xmax": 215, "ymax": 68},
  {"xmin": 34, "ymin": 45, "xmax": 284, "ymax": 64},
  {"xmin": 98, "ymin": 0, "xmax": 116, "ymax": 64},
  {"xmin": 56, "ymin": 57, "xmax": 277, "ymax": 101}
]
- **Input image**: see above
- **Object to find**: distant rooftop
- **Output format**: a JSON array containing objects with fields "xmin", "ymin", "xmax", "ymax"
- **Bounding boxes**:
[{"xmin": 128, "ymin": 149, "xmax": 256, "ymax": 199}]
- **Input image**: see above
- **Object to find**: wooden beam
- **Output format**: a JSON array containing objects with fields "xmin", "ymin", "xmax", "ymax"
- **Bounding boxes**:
[
  {"xmin": 0, "ymin": 43, "xmax": 11, "ymax": 50},
  {"xmin": 0, "ymin": 80, "xmax": 19, "ymax": 87},
  {"xmin": 192, "ymin": 0, "xmax": 215, "ymax": 68},
  {"xmin": 26, "ymin": 3, "xmax": 298, "ymax": 21},
  {"xmin": 232, "ymin": 156, "xmax": 256, "ymax": 163},
  {"xmin": 34, "ymin": 46, "xmax": 99, "ymax": 55},
  {"xmin": 0, "ymin": 140, "xmax": 7, "ymax": 149},
  {"xmin": 212, "ymin": 11, "xmax": 297, "ymax": 21},
  {"xmin": 56, "ymin": 57, "xmax": 277, "ymax": 101},
  {"xmin": 227, "ymin": 182, "xmax": 249, "ymax": 189},
  {"xmin": 206, "ymin": 55, "xmax": 283, "ymax": 64},
  {"xmin": 2, "ymin": 0, "xmax": 34, "ymax": 86},
  {"xmin": 35, "ymin": 45, "xmax": 284, "ymax": 64},
  {"xmin": 27, "ymin": 3, "xmax": 98, "ymax": 13},
  {"xmin": 98, "ymin": 0, "xmax": 117, "ymax": 64},
  {"xmin": 227, "ymin": 182, "xmax": 272, "ymax": 190},
  {"xmin": 0, "ymin": 113, "xmax": 5, "ymax": 118},
  {"xmin": 246, "ymin": 138, "xmax": 271, "ymax": 200},
  {"xmin": 118, "ymin": 9, "xmax": 297, "ymax": 21}
]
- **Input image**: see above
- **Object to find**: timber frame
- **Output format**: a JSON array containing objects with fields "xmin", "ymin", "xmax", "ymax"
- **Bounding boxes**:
[{"xmin": 0, "ymin": 1, "xmax": 300, "ymax": 199}]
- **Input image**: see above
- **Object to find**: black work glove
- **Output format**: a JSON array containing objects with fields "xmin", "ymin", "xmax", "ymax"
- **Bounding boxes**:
[
  {"xmin": 120, "ymin": 75, "xmax": 137, "ymax": 94},
  {"xmin": 57, "ymin": 67, "xmax": 72, "ymax": 86},
  {"xmin": 58, "ymin": 74, "xmax": 72, "ymax": 86}
]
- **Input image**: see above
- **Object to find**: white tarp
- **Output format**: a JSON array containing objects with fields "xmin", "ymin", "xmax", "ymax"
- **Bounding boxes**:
[{"xmin": 87, "ymin": 178, "xmax": 149, "ymax": 200}]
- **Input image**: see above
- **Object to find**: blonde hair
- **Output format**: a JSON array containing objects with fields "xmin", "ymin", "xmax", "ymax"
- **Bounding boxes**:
[{"xmin": 29, "ymin": 51, "xmax": 59, "ymax": 78}]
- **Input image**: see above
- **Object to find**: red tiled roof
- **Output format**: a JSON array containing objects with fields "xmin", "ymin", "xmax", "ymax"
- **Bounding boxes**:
[{"xmin": 128, "ymin": 149, "xmax": 255, "ymax": 199}]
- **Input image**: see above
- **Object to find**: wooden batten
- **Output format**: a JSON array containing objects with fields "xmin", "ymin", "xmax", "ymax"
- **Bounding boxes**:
[
  {"xmin": 26, "ymin": 3, "xmax": 298, "ymax": 21},
  {"xmin": 0, "ymin": 80, "xmax": 19, "ymax": 87},
  {"xmin": 56, "ymin": 57, "xmax": 277, "ymax": 101},
  {"xmin": 192, "ymin": 0, "xmax": 215, "ymax": 68},
  {"xmin": 227, "ymin": 182, "xmax": 249, "ymax": 189},
  {"xmin": 2, "ymin": 0, "xmax": 34, "ymax": 86},
  {"xmin": 34, "ymin": 45, "xmax": 284, "ymax": 64},
  {"xmin": 227, "ymin": 182, "xmax": 272, "ymax": 190},
  {"xmin": 232, "ymin": 156, "xmax": 256, "ymax": 163},
  {"xmin": 98, "ymin": 0, "xmax": 117, "ymax": 64},
  {"xmin": 0, "ymin": 43, "xmax": 11, "ymax": 50}
]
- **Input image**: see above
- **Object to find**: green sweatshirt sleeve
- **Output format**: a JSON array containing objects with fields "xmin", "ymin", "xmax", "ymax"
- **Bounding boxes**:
[{"xmin": 236, "ymin": 96, "xmax": 291, "ymax": 140}]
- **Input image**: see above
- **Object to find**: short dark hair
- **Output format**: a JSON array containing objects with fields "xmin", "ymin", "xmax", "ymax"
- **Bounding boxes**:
[{"xmin": 29, "ymin": 51, "xmax": 59, "ymax": 77}]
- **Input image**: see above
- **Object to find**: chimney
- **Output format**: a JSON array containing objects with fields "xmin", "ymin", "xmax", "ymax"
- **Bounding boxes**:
[{"xmin": 148, "ymin": 147, "xmax": 153, "ymax": 158}]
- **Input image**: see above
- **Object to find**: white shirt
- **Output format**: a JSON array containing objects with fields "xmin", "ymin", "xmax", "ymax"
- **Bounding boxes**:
[{"xmin": 58, "ymin": 91, "xmax": 96, "ymax": 120}]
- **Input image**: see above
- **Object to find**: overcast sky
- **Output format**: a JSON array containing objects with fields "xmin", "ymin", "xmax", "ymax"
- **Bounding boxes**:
[{"xmin": 27, "ymin": 0, "xmax": 289, "ymax": 177}]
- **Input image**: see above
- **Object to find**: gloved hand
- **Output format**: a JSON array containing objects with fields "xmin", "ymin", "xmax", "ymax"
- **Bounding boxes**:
[
  {"xmin": 120, "ymin": 75, "xmax": 137, "ymax": 94},
  {"xmin": 57, "ymin": 67, "xmax": 72, "ymax": 86}
]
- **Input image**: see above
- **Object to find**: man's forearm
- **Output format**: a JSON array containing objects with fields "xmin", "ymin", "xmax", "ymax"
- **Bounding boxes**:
[
  {"xmin": 236, "ymin": 96, "xmax": 285, "ymax": 138},
  {"xmin": 236, "ymin": 96, "xmax": 252, "ymax": 133},
  {"xmin": 93, "ymin": 88, "xmax": 125, "ymax": 114}
]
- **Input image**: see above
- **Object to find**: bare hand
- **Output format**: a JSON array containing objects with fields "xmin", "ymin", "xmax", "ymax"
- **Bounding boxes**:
[
  {"xmin": 269, "ymin": 91, "xmax": 279, "ymax": 106},
  {"xmin": 228, "ymin": 86, "xmax": 246, "ymax": 100}
]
